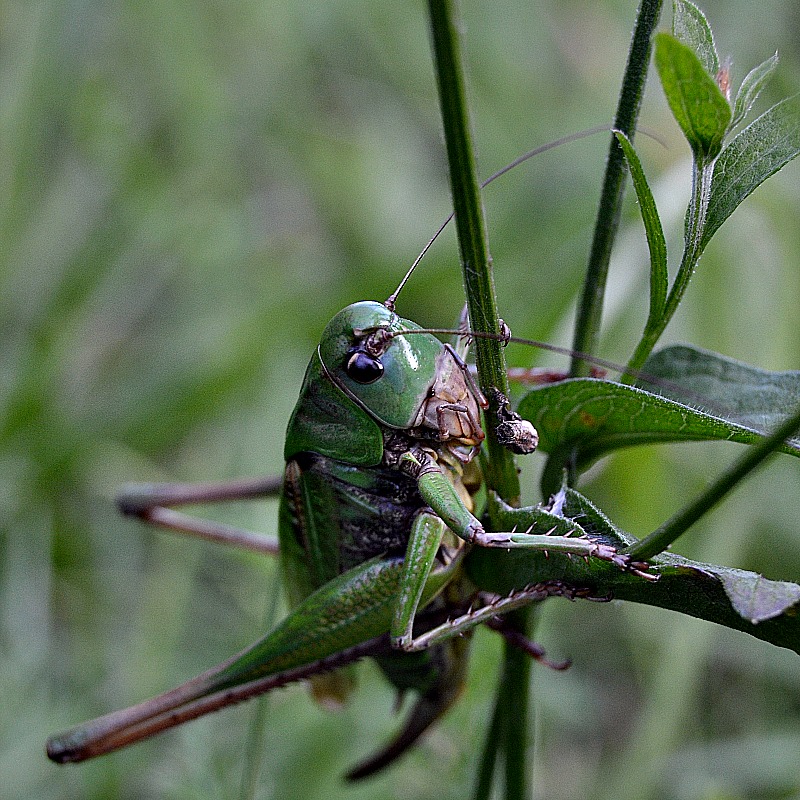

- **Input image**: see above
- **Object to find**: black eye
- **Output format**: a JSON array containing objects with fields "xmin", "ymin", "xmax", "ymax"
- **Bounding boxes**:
[{"xmin": 345, "ymin": 352, "xmax": 384, "ymax": 384}]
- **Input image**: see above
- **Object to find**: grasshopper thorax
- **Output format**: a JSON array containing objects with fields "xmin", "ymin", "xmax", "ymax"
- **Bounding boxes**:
[{"xmin": 318, "ymin": 301, "xmax": 485, "ymax": 452}]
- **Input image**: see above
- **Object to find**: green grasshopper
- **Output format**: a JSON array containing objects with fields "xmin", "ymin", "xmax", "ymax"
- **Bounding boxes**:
[
  {"xmin": 48, "ymin": 131, "xmax": 661, "ymax": 779},
  {"xmin": 46, "ymin": 285, "xmax": 652, "ymax": 777},
  {"xmin": 43, "ymin": 234, "xmax": 800, "ymax": 778}
]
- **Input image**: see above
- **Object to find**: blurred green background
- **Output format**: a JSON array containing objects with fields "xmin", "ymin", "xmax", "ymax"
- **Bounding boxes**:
[{"xmin": 2, "ymin": 1, "xmax": 800, "ymax": 798}]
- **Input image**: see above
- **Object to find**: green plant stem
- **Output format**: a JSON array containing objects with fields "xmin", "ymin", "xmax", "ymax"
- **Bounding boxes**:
[
  {"xmin": 426, "ymin": 0, "xmax": 520, "ymax": 503},
  {"xmin": 570, "ymin": 0, "xmax": 664, "ymax": 374},
  {"xmin": 238, "ymin": 581, "xmax": 282, "ymax": 800},
  {"xmin": 626, "ymin": 159, "xmax": 714, "ymax": 374},
  {"xmin": 499, "ymin": 608, "xmax": 533, "ymax": 800},
  {"xmin": 427, "ymin": 5, "xmax": 529, "ymax": 799},
  {"xmin": 474, "ymin": 683, "xmax": 503, "ymax": 800},
  {"xmin": 625, "ymin": 403, "xmax": 800, "ymax": 561}
]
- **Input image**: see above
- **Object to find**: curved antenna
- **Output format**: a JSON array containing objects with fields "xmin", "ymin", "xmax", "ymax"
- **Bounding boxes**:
[
  {"xmin": 385, "ymin": 326, "xmax": 734, "ymax": 415},
  {"xmin": 385, "ymin": 125, "xmax": 611, "ymax": 311},
  {"xmin": 388, "ymin": 326, "xmax": 630, "ymax": 375}
]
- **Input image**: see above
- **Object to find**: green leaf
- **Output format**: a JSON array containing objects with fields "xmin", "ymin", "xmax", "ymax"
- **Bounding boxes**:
[
  {"xmin": 702, "ymin": 97, "xmax": 800, "ymax": 249},
  {"xmin": 672, "ymin": 0, "xmax": 719, "ymax": 76},
  {"xmin": 614, "ymin": 131, "xmax": 668, "ymax": 323},
  {"xmin": 720, "ymin": 571, "xmax": 800, "ymax": 624},
  {"xmin": 655, "ymin": 32, "xmax": 732, "ymax": 161},
  {"xmin": 732, "ymin": 52, "xmax": 779, "ymax": 128},
  {"xmin": 640, "ymin": 344, "xmax": 800, "ymax": 435},
  {"xmin": 467, "ymin": 491, "xmax": 800, "ymax": 654},
  {"xmin": 516, "ymin": 378, "xmax": 800, "ymax": 466}
]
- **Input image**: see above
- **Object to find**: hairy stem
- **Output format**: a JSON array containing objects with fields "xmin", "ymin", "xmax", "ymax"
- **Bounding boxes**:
[
  {"xmin": 427, "ymin": 0, "xmax": 520, "ymax": 503},
  {"xmin": 427, "ymin": 4, "xmax": 529, "ymax": 799},
  {"xmin": 571, "ymin": 0, "xmax": 664, "ymax": 372}
]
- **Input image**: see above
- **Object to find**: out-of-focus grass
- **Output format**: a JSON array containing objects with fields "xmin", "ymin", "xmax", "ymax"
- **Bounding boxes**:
[{"xmin": 2, "ymin": 2, "xmax": 799, "ymax": 798}]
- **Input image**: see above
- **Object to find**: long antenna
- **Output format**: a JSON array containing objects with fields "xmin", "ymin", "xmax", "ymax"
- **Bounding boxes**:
[
  {"xmin": 384, "ymin": 125, "xmax": 611, "ymax": 311},
  {"xmin": 385, "ymin": 326, "xmax": 747, "ymax": 420}
]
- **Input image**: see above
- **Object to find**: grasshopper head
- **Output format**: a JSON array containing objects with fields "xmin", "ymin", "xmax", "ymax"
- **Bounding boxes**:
[{"xmin": 318, "ymin": 302, "xmax": 484, "ymax": 450}]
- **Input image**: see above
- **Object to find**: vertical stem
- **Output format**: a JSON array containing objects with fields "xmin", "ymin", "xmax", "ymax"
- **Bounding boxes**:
[
  {"xmin": 499, "ymin": 609, "xmax": 533, "ymax": 800},
  {"xmin": 427, "ymin": 0, "xmax": 520, "ymax": 502},
  {"xmin": 570, "ymin": 0, "xmax": 664, "ymax": 374},
  {"xmin": 474, "ymin": 686, "xmax": 504, "ymax": 800},
  {"xmin": 426, "ymin": 4, "xmax": 530, "ymax": 799},
  {"xmin": 542, "ymin": 0, "xmax": 663, "ymax": 495},
  {"xmin": 238, "ymin": 582, "xmax": 282, "ymax": 800}
]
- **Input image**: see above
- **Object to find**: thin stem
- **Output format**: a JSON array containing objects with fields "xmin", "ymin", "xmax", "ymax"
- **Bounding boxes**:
[
  {"xmin": 499, "ymin": 608, "xmax": 534, "ymax": 800},
  {"xmin": 238, "ymin": 579, "xmax": 283, "ymax": 800},
  {"xmin": 474, "ymin": 684, "xmax": 503, "ymax": 800},
  {"xmin": 625, "ymin": 404, "xmax": 800, "ymax": 561},
  {"xmin": 570, "ymin": 0, "xmax": 664, "ymax": 373},
  {"xmin": 427, "ymin": 0, "xmax": 520, "ymax": 502},
  {"xmin": 427, "ymin": 5, "xmax": 530, "ymax": 799}
]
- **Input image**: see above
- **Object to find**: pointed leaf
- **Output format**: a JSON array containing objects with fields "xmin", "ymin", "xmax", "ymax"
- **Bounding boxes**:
[
  {"xmin": 641, "ymin": 344, "xmax": 800, "ymax": 437},
  {"xmin": 516, "ymin": 378, "xmax": 800, "ymax": 466},
  {"xmin": 615, "ymin": 131, "xmax": 668, "ymax": 323},
  {"xmin": 468, "ymin": 491, "xmax": 800, "ymax": 654},
  {"xmin": 720, "ymin": 570, "xmax": 800, "ymax": 624},
  {"xmin": 732, "ymin": 52, "xmax": 779, "ymax": 128},
  {"xmin": 702, "ymin": 97, "xmax": 800, "ymax": 249},
  {"xmin": 655, "ymin": 32, "xmax": 731, "ymax": 162},
  {"xmin": 672, "ymin": 0, "xmax": 719, "ymax": 76}
]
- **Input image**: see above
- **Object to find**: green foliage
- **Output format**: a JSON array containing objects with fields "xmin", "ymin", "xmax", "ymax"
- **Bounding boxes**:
[
  {"xmin": 732, "ymin": 52, "xmax": 779, "ymax": 127},
  {"xmin": 704, "ymin": 98, "xmax": 800, "ymax": 249},
  {"xmin": 508, "ymin": 0, "xmax": 800, "ymax": 669},
  {"xmin": 643, "ymin": 344, "xmax": 800, "ymax": 431},
  {"xmin": 518, "ymin": 373, "xmax": 800, "ymax": 463},
  {"xmin": 621, "ymin": 2, "xmax": 800, "ymax": 376},
  {"xmin": 672, "ymin": 0, "xmax": 718, "ymax": 74},
  {"xmin": 468, "ymin": 491, "xmax": 800, "ymax": 648},
  {"xmin": 614, "ymin": 130, "xmax": 668, "ymax": 325},
  {"xmin": 429, "ymin": 0, "xmax": 800, "ymax": 792},
  {"xmin": 655, "ymin": 33, "xmax": 731, "ymax": 162}
]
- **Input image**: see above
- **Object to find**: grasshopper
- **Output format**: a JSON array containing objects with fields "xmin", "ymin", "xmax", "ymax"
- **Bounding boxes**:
[
  {"xmin": 46, "ymin": 288, "xmax": 651, "ymax": 778},
  {"xmin": 46, "ymin": 130, "xmax": 660, "ymax": 779}
]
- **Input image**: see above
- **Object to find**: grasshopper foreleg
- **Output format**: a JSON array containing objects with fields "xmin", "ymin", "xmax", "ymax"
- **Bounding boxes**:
[
  {"xmin": 400, "ymin": 451, "xmax": 654, "ymax": 579},
  {"xmin": 470, "ymin": 529, "xmax": 655, "ymax": 579}
]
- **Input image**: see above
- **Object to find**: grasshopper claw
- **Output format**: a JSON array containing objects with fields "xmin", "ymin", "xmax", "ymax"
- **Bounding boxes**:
[{"xmin": 590, "ymin": 543, "xmax": 658, "ymax": 581}]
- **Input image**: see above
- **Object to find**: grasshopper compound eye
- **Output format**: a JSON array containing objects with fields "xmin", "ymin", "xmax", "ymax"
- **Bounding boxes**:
[{"xmin": 345, "ymin": 351, "xmax": 384, "ymax": 384}]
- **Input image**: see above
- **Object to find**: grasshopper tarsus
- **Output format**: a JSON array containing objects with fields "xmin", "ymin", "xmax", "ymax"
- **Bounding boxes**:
[
  {"xmin": 591, "ymin": 544, "xmax": 659, "ymax": 581},
  {"xmin": 485, "ymin": 616, "xmax": 571, "ymax": 671}
]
